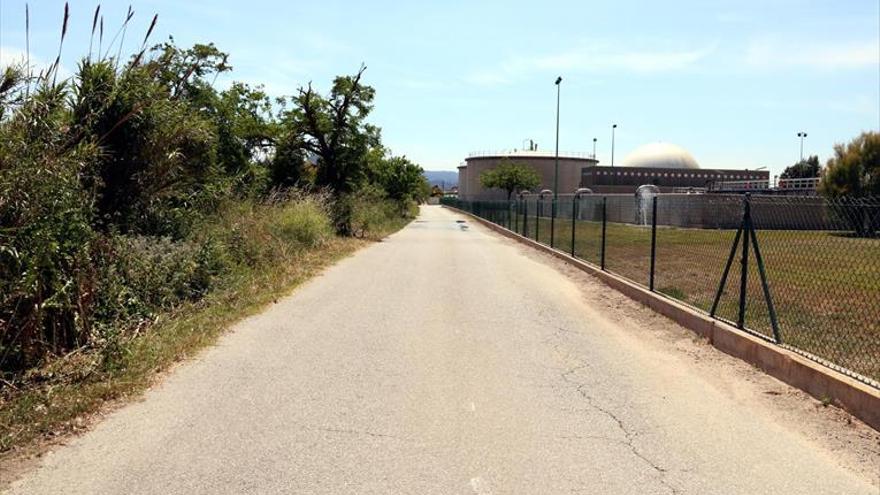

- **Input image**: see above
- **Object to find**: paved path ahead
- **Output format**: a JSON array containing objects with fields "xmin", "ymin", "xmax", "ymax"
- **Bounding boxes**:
[{"xmin": 7, "ymin": 206, "xmax": 878, "ymax": 494}]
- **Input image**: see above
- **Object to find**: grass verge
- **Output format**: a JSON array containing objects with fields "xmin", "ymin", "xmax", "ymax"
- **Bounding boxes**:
[{"xmin": 0, "ymin": 217, "xmax": 408, "ymax": 459}]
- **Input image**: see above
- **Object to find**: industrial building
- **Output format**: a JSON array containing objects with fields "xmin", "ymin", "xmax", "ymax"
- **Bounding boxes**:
[
  {"xmin": 458, "ymin": 150, "xmax": 597, "ymax": 200},
  {"xmin": 457, "ymin": 142, "xmax": 769, "ymax": 199}
]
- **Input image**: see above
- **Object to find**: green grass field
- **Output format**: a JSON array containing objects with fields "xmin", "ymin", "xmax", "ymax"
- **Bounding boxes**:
[{"xmin": 496, "ymin": 212, "xmax": 880, "ymax": 384}]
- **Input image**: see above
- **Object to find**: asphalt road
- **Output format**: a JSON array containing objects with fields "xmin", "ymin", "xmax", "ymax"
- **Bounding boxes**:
[{"xmin": 7, "ymin": 206, "xmax": 878, "ymax": 494}]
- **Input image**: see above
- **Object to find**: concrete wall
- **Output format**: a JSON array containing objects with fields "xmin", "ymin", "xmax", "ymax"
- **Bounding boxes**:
[
  {"xmin": 581, "ymin": 166, "xmax": 770, "ymax": 194},
  {"xmin": 515, "ymin": 193, "xmax": 838, "ymax": 230},
  {"xmin": 457, "ymin": 165, "xmax": 468, "ymax": 198},
  {"xmin": 460, "ymin": 154, "xmax": 597, "ymax": 200}
]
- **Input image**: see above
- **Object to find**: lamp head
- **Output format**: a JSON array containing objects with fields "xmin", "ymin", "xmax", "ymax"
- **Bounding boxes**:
[{"xmin": 555, "ymin": 76, "xmax": 562, "ymax": 85}]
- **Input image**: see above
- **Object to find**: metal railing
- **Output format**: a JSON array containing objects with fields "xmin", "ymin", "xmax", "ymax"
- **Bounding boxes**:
[
  {"xmin": 709, "ymin": 177, "xmax": 820, "ymax": 193},
  {"xmin": 467, "ymin": 150, "xmax": 595, "ymax": 159},
  {"xmin": 441, "ymin": 194, "xmax": 880, "ymax": 389}
]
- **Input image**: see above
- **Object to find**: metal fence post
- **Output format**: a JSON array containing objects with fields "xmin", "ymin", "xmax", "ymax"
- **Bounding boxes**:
[
  {"xmin": 571, "ymin": 194, "xmax": 579, "ymax": 256},
  {"xmin": 649, "ymin": 196, "xmax": 658, "ymax": 291},
  {"xmin": 747, "ymin": 202, "xmax": 782, "ymax": 343},
  {"xmin": 601, "ymin": 197, "xmax": 607, "ymax": 270},
  {"xmin": 508, "ymin": 201, "xmax": 513, "ymax": 230},
  {"xmin": 515, "ymin": 199, "xmax": 520, "ymax": 233},
  {"xmin": 536, "ymin": 198, "xmax": 541, "ymax": 241},
  {"xmin": 550, "ymin": 198, "xmax": 556, "ymax": 248},
  {"xmin": 523, "ymin": 199, "xmax": 529, "ymax": 237},
  {"xmin": 710, "ymin": 219, "xmax": 744, "ymax": 318},
  {"xmin": 737, "ymin": 194, "xmax": 751, "ymax": 329}
]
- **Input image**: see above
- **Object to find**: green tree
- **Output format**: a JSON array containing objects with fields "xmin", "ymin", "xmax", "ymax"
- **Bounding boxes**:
[
  {"xmin": 370, "ymin": 154, "xmax": 426, "ymax": 202},
  {"xmin": 820, "ymin": 131, "xmax": 880, "ymax": 236},
  {"xmin": 780, "ymin": 155, "xmax": 820, "ymax": 179},
  {"xmin": 283, "ymin": 65, "xmax": 379, "ymax": 234},
  {"xmin": 820, "ymin": 132, "xmax": 880, "ymax": 198},
  {"xmin": 480, "ymin": 159, "xmax": 541, "ymax": 200},
  {"xmin": 269, "ymin": 132, "xmax": 307, "ymax": 189}
]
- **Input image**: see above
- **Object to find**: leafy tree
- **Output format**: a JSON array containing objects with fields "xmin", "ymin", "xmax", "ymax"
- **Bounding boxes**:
[
  {"xmin": 370, "ymin": 154, "xmax": 426, "ymax": 202},
  {"xmin": 282, "ymin": 65, "xmax": 380, "ymax": 234},
  {"xmin": 480, "ymin": 159, "xmax": 541, "ymax": 200},
  {"xmin": 212, "ymin": 83, "xmax": 275, "ymax": 174},
  {"xmin": 151, "ymin": 40, "xmax": 231, "ymax": 103},
  {"xmin": 780, "ymin": 155, "xmax": 820, "ymax": 179},
  {"xmin": 151, "ymin": 42, "xmax": 276, "ymax": 193},
  {"xmin": 820, "ymin": 131, "xmax": 880, "ymax": 236},
  {"xmin": 269, "ymin": 133, "xmax": 307, "ymax": 188},
  {"xmin": 820, "ymin": 132, "xmax": 880, "ymax": 198}
]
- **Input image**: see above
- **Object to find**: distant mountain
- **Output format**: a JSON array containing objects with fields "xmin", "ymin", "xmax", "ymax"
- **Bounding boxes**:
[{"xmin": 423, "ymin": 170, "xmax": 458, "ymax": 188}]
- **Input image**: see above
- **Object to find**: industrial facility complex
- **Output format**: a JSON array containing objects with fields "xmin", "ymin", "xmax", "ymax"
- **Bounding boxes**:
[{"xmin": 456, "ymin": 142, "xmax": 772, "ymax": 199}]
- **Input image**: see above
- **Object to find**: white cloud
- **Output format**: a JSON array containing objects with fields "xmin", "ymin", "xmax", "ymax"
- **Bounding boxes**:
[
  {"xmin": 745, "ymin": 38, "xmax": 880, "ymax": 70},
  {"xmin": 463, "ymin": 42, "xmax": 717, "ymax": 86},
  {"xmin": 1, "ymin": 45, "xmax": 72, "ymax": 80},
  {"xmin": 0, "ymin": 46, "xmax": 31, "ymax": 68}
]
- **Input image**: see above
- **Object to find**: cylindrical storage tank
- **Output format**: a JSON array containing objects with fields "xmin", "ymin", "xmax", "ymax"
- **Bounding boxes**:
[
  {"xmin": 457, "ymin": 164, "xmax": 468, "ymax": 199},
  {"xmin": 463, "ymin": 152, "xmax": 598, "ymax": 200}
]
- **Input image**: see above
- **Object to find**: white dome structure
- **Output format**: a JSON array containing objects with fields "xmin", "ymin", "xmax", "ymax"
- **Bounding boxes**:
[{"xmin": 621, "ymin": 142, "xmax": 700, "ymax": 170}]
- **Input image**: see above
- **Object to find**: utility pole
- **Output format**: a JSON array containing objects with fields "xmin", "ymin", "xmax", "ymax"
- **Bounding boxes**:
[
  {"xmin": 797, "ymin": 131, "xmax": 808, "ymax": 162},
  {"xmin": 611, "ymin": 124, "xmax": 618, "ymax": 167},
  {"xmin": 551, "ymin": 76, "xmax": 562, "ymax": 248}
]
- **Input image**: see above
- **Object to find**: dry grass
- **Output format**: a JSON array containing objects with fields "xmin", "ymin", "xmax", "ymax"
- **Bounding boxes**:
[
  {"xmin": 523, "ymin": 217, "xmax": 880, "ymax": 383},
  {"xmin": 0, "ymin": 224, "xmax": 405, "ymax": 456}
]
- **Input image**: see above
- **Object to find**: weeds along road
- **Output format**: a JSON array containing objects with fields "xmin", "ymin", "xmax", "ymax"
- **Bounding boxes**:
[{"xmin": 6, "ymin": 206, "xmax": 879, "ymax": 494}]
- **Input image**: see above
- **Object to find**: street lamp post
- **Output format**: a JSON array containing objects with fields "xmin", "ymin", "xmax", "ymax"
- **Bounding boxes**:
[
  {"xmin": 611, "ymin": 124, "xmax": 618, "ymax": 167},
  {"xmin": 797, "ymin": 131, "xmax": 808, "ymax": 162},
  {"xmin": 551, "ymin": 76, "xmax": 562, "ymax": 248},
  {"xmin": 592, "ymin": 137, "xmax": 597, "ymax": 159}
]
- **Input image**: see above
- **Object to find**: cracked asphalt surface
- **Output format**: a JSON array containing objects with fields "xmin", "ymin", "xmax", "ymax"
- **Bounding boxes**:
[{"xmin": 6, "ymin": 205, "xmax": 879, "ymax": 494}]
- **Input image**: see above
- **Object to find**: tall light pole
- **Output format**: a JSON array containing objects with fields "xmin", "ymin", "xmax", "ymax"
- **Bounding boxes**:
[
  {"xmin": 592, "ymin": 137, "xmax": 597, "ymax": 159},
  {"xmin": 611, "ymin": 124, "xmax": 618, "ymax": 167},
  {"xmin": 797, "ymin": 131, "xmax": 808, "ymax": 162},
  {"xmin": 551, "ymin": 76, "xmax": 562, "ymax": 248}
]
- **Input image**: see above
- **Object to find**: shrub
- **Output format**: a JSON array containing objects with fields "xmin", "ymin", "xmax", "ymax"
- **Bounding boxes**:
[
  {"xmin": 347, "ymin": 186, "xmax": 417, "ymax": 239},
  {"xmin": 1, "ymin": 83, "xmax": 100, "ymax": 372}
]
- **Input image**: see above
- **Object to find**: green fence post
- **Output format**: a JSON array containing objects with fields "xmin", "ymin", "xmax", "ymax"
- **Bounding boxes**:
[
  {"xmin": 536, "ymin": 198, "xmax": 541, "ymax": 241},
  {"xmin": 737, "ymin": 194, "xmax": 751, "ymax": 329},
  {"xmin": 571, "ymin": 195, "xmax": 578, "ymax": 256},
  {"xmin": 649, "ymin": 196, "xmax": 658, "ymax": 291},
  {"xmin": 749, "ymin": 218, "xmax": 782, "ymax": 343},
  {"xmin": 601, "ymin": 197, "xmax": 607, "ymax": 270},
  {"xmin": 515, "ymin": 198, "xmax": 520, "ymax": 233}
]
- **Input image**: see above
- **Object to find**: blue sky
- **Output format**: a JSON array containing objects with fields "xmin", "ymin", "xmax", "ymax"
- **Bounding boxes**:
[{"xmin": 2, "ymin": 1, "xmax": 878, "ymax": 177}]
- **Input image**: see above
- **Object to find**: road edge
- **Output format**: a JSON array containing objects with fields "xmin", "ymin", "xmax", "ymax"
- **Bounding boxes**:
[{"xmin": 444, "ymin": 205, "xmax": 880, "ymax": 432}]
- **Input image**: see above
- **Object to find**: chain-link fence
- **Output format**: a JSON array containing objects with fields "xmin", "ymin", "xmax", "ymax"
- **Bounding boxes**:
[{"xmin": 441, "ymin": 194, "xmax": 880, "ymax": 388}]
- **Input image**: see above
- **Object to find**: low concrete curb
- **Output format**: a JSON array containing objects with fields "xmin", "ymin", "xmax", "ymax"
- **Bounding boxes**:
[{"xmin": 445, "ymin": 206, "xmax": 880, "ymax": 431}]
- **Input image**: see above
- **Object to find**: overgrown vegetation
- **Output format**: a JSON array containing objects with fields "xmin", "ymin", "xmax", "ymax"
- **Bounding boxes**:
[
  {"xmin": 780, "ymin": 155, "xmax": 820, "ymax": 179},
  {"xmin": 820, "ymin": 131, "xmax": 880, "ymax": 199},
  {"xmin": 0, "ymin": 3, "xmax": 427, "ymax": 450}
]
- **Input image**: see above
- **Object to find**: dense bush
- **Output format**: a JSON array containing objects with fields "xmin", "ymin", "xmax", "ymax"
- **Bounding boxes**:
[{"xmin": 0, "ymin": 6, "xmax": 424, "ymax": 378}]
